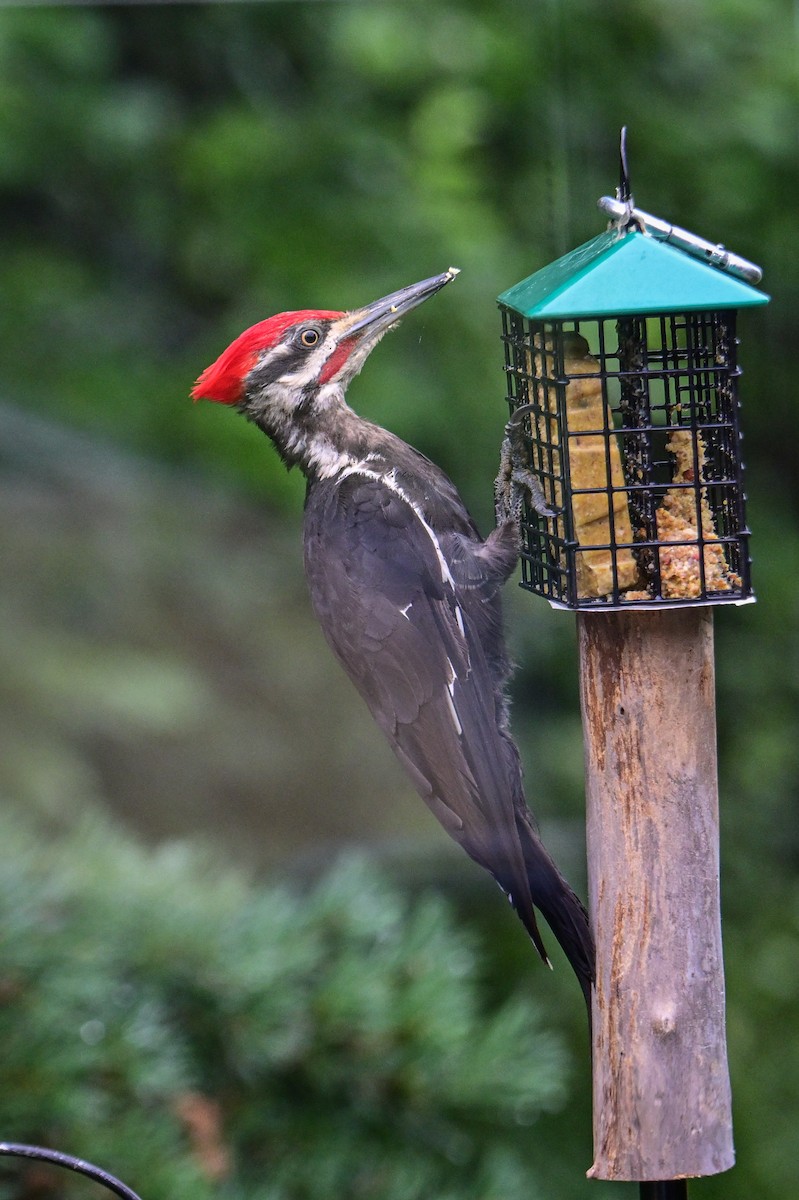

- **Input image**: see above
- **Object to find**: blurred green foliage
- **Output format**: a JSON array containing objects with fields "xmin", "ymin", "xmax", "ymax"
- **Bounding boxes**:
[
  {"xmin": 1, "ymin": 0, "xmax": 793, "ymax": 521},
  {"xmin": 0, "ymin": 1, "xmax": 798, "ymax": 1198},
  {"xmin": 0, "ymin": 814, "xmax": 571, "ymax": 1200}
]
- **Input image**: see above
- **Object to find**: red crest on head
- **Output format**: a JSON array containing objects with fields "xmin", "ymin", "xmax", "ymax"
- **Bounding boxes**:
[{"xmin": 191, "ymin": 310, "xmax": 343, "ymax": 404}]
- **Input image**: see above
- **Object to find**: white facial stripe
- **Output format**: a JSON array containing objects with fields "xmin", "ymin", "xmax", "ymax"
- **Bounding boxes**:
[{"xmin": 275, "ymin": 334, "xmax": 336, "ymax": 388}]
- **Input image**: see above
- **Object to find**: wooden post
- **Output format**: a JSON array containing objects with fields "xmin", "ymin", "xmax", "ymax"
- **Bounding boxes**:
[{"xmin": 577, "ymin": 608, "xmax": 735, "ymax": 1183}]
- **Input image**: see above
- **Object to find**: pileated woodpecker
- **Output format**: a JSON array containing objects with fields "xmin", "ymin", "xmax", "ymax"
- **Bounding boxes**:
[{"xmin": 192, "ymin": 270, "xmax": 594, "ymax": 1005}]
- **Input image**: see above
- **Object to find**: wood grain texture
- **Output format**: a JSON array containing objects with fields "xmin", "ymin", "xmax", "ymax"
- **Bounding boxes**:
[{"xmin": 578, "ymin": 608, "xmax": 734, "ymax": 1182}]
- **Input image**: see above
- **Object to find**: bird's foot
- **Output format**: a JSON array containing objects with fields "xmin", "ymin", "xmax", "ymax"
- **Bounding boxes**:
[{"xmin": 494, "ymin": 406, "xmax": 559, "ymax": 523}]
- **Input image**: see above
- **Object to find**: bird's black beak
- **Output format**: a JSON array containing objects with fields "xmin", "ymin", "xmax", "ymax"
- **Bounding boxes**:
[
  {"xmin": 321, "ymin": 269, "xmax": 459, "ymax": 388},
  {"xmin": 344, "ymin": 268, "xmax": 460, "ymax": 341}
]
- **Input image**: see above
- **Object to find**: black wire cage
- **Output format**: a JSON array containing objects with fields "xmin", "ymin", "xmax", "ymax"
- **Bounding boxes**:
[{"xmin": 497, "ymin": 205, "xmax": 769, "ymax": 612}]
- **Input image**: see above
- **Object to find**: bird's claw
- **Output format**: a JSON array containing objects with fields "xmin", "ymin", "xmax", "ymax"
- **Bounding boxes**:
[{"xmin": 494, "ymin": 406, "xmax": 559, "ymax": 524}]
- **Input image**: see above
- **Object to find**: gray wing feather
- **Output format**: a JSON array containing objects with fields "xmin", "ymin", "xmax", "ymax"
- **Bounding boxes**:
[{"xmin": 303, "ymin": 472, "xmax": 549, "ymax": 961}]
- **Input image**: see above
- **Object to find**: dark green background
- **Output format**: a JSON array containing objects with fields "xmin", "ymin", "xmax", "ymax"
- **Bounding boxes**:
[{"xmin": 1, "ymin": 2, "xmax": 797, "ymax": 1198}]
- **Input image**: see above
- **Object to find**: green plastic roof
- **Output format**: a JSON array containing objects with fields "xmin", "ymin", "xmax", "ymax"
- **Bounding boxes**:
[{"xmin": 498, "ymin": 228, "xmax": 770, "ymax": 318}]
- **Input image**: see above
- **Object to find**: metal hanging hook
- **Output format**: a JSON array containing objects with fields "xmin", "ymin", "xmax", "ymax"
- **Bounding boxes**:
[
  {"xmin": 618, "ymin": 125, "xmax": 632, "ymax": 205},
  {"xmin": 598, "ymin": 127, "xmax": 763, "ymax": 284},
  {"xmin": 609, "ymin": 127, "xmax": 642, "ymax": 233}
]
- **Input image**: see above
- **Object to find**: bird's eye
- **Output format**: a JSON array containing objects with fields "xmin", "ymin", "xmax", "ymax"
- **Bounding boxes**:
[{"xmin": 300, "ymin": 328, "xmax": 320, "ymax": 347}]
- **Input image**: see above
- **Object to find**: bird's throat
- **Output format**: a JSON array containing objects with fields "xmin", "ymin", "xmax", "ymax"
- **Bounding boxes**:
[{"xmin": 246, "ymin": 385, "xmax": 376, "ymax": 481}]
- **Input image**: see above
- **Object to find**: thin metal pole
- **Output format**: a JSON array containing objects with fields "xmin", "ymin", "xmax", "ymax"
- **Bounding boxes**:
[
  {"xmin": 640, "ymin": 1182, "xmax": 689, "ymax": 1200},
  {"xmin": 0, "ymin": 1144, "xmax": 142, "ymax": 1200}
]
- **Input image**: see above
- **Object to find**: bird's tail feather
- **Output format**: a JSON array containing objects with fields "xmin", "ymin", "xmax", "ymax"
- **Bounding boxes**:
[{"xmin": 516, "ymin": 838, "xmax": 595, "ymax": 1011}]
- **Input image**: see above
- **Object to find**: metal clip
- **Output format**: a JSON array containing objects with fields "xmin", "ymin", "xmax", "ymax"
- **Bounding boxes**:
[{"xmin": 597, "ymin": 194, "xmax": 763, "ymax": 285}]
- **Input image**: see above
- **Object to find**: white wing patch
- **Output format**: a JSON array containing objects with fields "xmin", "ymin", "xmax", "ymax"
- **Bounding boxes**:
[
  {"xmin": 444, "ymin": 687, "xmax": 463, "ymax": 736},
  {"xmin": 444, "ymin": 656, "xmax": 463, "ymax": 736}
]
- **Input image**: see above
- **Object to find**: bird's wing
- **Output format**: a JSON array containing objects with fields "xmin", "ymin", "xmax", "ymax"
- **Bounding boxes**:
[{"xmin": 303, "ymin": 470, "xmax": 546, "ymax": 956}]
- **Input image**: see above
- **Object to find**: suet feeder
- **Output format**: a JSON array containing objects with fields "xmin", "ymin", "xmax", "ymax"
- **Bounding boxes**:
[
  {"xmin": 498, "ymin": 169, "xmax": 768, "ymax": 612},
  {"xmin": 497, "ymin": 138, "xmax": 769, "ymax": 1198}
]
